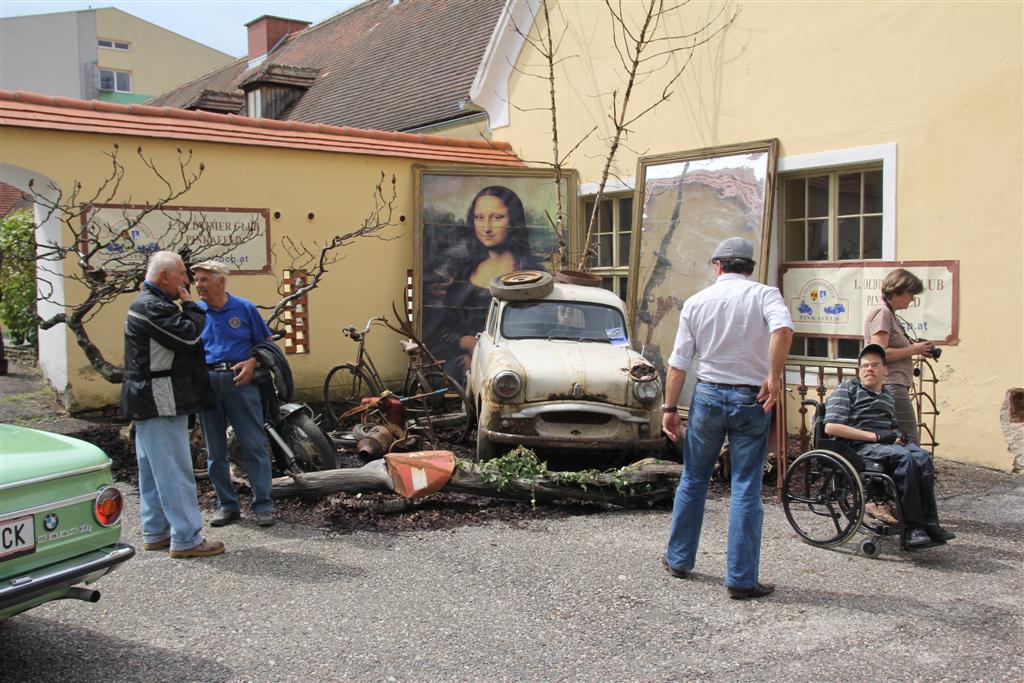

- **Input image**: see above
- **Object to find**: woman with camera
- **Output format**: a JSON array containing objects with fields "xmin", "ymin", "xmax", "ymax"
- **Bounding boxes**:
[{"xmin": 864, "ymin": 268, "xmax": 938, "ymax": 444}]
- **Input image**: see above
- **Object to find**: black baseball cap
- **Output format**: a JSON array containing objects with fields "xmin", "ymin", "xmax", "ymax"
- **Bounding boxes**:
[{"xmin": 858, "ymin": 343, "xmax": 887, "ymax": 364}]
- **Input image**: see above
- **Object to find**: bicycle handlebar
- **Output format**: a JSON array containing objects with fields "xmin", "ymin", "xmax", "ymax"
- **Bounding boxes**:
[{"xmin": 342, "ymin": 316, "xmax": 385, "ymax": 340}]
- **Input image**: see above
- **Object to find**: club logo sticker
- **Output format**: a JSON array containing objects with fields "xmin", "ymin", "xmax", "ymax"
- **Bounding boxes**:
[
  {"xmin": 229, "ymin": 316, "xmax": 242, "ymax": 329},
  {"xmin": 790, "ymin": 277, "xmax": 849, "ymax": 325}
]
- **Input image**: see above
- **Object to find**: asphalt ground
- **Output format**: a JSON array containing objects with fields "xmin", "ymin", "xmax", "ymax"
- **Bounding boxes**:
[
  {"xmin": 1, "ymin": 464, "xmax": 1021, "ymax": 682},
  {"xmin": 2, "ymin": 362, "xmax": 1022, "ymax": 681}
]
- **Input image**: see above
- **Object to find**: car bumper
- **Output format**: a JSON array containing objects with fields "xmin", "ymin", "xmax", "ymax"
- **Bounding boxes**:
[
  {"xmin": 480, "ymin": 426, "xmax": 665, "ymax": 451},
  {"xmin": 481, "ymin": 400, "xmax": 665, "ymax": 451},
  {"xmin": 0, "ymin": 543, "xmax": 136, "ymax": 616}
]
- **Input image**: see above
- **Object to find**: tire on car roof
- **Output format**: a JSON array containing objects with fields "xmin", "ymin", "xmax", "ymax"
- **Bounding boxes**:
[{"xmin": 490, "ymin": 270, "xmax": 555, "ymax": 301}]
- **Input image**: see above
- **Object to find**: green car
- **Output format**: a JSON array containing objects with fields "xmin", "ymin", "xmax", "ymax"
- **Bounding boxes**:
[{"xmin": 0, "ymin": 424, "xmax": 135, "ymax": 620}]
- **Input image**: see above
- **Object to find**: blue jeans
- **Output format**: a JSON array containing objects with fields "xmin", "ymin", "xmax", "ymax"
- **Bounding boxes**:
[
  {"xmin": 199, "ymin": 372, "xmax": 273, "ymax": 514},
  {"xmin": 857, "ymin": 442, "xmax": 937, "ymax": 527},
  {"xmin": 665, "ymin": 383, "xmax": 771, "ymax": 588},
  {"xmin": 134, "ymin": 415, "xmax": 205, "ymax": 551}
]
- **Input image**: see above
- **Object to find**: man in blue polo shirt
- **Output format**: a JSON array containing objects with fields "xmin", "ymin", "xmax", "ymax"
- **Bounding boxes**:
[{"xmin": 191, "ymin": 260, "xmax": 276, "ymax": 527}]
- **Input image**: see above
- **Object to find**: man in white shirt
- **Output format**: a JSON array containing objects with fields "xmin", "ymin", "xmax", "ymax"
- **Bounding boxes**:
[{"xmin": 661, "ymin": 237, "xmax": 793, "ymax": 599}]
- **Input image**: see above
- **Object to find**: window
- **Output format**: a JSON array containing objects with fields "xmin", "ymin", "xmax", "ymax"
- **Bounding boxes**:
[
  {"xmin": 98, "ymin": 39, "xmax": 130, "ymax": 50},
  {"xmin": 98, "ymin": 69, "xmax": 132, "ymax": 93},
  {"xmin": 582, "ymin": 194, "xmax": 632, "ymax": 301},
  {"xmin": 791, "ymin": 336, "xmax": 862, "ymax": 362},
  {"xmin": 782, "ymin": 167, "xmax": 883, "ymax": 262},
  {"xmin": 246, "ymin": 89, "xmax": 262, "ymax": 118},
  {"xmin": 782, "ymin": 166, "xmax": 884, "ymax": 360}
]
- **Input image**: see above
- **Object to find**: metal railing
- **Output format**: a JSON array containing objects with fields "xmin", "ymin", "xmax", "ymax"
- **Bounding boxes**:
[{"xmin": 780, "ymin": 358, "xmax": 940, "ymax": 489}]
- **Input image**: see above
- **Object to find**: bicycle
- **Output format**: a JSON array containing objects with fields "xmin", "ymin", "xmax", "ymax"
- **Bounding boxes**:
[{"xmin": 322, "ymin": 315, "xmax": 474, "ymax": 447}]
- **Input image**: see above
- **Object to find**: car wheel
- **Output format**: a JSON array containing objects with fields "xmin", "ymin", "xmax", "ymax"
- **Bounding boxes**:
[{"xmin": 489, "ymin": 270, "xmax": 554, "ymax": 301}]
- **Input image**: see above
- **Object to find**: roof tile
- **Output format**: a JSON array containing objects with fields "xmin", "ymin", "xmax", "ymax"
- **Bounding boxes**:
[
  {"xmin": 0, "ymin": 90, "xmax": 522, "ymax": 167},
  {"xmin": 148, "ymin": 0, "xmax": 504, "ymax": 132}
]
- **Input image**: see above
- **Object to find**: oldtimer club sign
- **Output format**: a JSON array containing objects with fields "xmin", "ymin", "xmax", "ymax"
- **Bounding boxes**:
[
  {"xmin": 83, "ymin": 204, "xmax": 271, "ymax": 274},
  {"xmin": 780, "ymin": 260, "xmax": 959, "ymax": 344}
]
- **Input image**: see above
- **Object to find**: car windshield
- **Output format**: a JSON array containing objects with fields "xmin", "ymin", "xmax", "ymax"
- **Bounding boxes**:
[{"xmin": 500, "ymin": 301, "xmax": 629, "ymax": 344}]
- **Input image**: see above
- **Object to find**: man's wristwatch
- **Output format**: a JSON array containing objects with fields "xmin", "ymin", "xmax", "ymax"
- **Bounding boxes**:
[{"xmin": 662, "ymin": 405, "xmax": 678, "ymax": 414}]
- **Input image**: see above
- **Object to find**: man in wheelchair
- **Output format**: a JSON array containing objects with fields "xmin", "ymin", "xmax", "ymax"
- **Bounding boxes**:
[{"xmin": 823, "ymin": 344, "xmax": 955, "ymax": 548}]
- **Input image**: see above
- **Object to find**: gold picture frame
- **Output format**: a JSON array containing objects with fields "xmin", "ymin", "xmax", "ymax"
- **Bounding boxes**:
[
  {"xmin": 412, "ymin": 165, "xmax": 577, "ymax": 384},
  {"xmin": 627, "ymin": 139, "xmax": 780, "ymax": 404}
]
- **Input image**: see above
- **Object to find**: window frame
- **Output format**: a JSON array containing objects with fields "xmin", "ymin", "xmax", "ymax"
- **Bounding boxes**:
[
  {"xmin": 581, "ymin": 191, "xmax": 633, "ymax": 301},
  {"xmin": 776, "ymin": 144, "xmax": 897, "ymax": 363},
  {"xmin": 98, "ymin": 39, "xmax": 130, "ymax": 51},
  {"xmin": 98, "ymin": 68, "xmax": 132, "ymax": 93}
]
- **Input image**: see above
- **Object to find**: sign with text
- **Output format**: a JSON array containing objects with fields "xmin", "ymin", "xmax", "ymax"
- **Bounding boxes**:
[
  {"xmin": 780, "ymin": 261, "xmax": 959, "ymax": 344},
  {"xmin": 83, "ymin": 204, "xmax": 271, "ymax": 274}
]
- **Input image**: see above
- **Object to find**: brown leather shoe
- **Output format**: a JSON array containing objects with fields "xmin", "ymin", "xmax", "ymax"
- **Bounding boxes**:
[
  {"xmin": 143, "ymin": 537, "xmax": 171, "ymax": 551},
  {"xmin": 661, "ymin": 555, "xmax": 690, "ymax": 579},
  {"xmin": 865, "ymin": 502, "xmax": 898, "ymax": 525},
  {"xmin": 727, "ymin": 582, "xmax": 775, "ymax": 600},
  {"xmin": 169, "ymin": 539, "xmax": 226, "ymax": 558}
]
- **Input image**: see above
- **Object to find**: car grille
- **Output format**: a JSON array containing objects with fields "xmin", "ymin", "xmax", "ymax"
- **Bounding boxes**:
[{"xmin": 540, "ymin": 411, "xmax": 612, "ymax": 425}]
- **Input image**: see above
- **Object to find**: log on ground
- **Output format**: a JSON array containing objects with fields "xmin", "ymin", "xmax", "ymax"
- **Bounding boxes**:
[
  {"xmin": 270, "ymin": 459, "xmax": 394, "ymax": 498},
  {"xmin": 269, "ymin": 456, "xmax": 681, "ymax": 507}
]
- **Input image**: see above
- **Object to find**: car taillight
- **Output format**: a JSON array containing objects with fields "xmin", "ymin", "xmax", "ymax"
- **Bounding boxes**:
[{"xmin": 94, "ymin": 486, "xmax": 124, "ymax": 527}]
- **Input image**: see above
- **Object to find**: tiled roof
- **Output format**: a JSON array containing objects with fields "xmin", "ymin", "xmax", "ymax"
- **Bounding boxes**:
[
  {"xmin": 0, "ymin": 181, "xmax": 28, "ymax": 218},
  {"xmin": 148, "ymin": 0, "xmax": 505, "ymax": 132},
  {"xmin": 0, "ymin": 90, "xmax": 523, "ymax": 166}
]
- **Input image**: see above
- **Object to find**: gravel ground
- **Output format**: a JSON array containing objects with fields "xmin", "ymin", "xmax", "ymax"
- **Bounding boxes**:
[
  {"xmin": 2, "ymin": 362, "xmax": 1023, "ymax": 681},
  {"xmin": 2, "ymin": 467, "xmax": 1021, "ymax": 682}
]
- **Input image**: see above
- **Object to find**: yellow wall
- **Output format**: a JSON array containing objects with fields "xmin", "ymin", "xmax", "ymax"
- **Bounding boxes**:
[
  {"xmin": 2, "ymin": 127, "xmax": 436, "ymax": 412},
  {"xmin": 495, "ymin": 1, "xmax": 1023, "ymax": 470},
  {"xmin": 96, "ymin": 8, "xmax": 233, "ymax": 98}
]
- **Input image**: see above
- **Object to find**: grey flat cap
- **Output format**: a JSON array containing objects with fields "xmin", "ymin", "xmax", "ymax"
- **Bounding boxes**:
[
  {"xmin": 190, "ymin": 259, "xmax": 229, "ymax": 275},
  {"xmin": 710, "ymin": 237, "xmax": 755, "ymax": 262}
]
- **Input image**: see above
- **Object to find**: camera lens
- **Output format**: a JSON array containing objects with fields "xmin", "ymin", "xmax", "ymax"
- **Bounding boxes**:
[{"xmin": 931, "ymin": 347, "xmax": 942, "ymax": 359}]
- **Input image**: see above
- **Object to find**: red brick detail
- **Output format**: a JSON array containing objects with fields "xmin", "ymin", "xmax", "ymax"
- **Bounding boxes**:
[
  {"xmin": 246, "ymin": 16, "xmax": 311, "ymax": 61},
  {"xmin": 280, "ymin": 269, "xmax": 310, "ymax": 355}
]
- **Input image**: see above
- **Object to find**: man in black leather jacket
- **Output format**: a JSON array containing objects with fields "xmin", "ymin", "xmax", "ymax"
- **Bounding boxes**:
[{"xmin": 121, "ymin": 251, "xmax": 224, "ymax": 558}]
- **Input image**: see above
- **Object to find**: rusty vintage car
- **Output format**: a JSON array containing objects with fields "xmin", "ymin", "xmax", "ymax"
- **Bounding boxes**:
[{"xmin": 467, "ymin": 272, "xmax": 666, "ymax": 461}]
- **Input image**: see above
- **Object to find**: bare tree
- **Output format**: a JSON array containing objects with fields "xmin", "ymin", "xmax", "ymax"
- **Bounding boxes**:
[
  {"xmin": 506, "ymin": 0, "xmax": 737, "ymax": 271},
  {"xmin": 24, "ymin": 146, "xmax": 402, "ymax": 383},
  {"xmin": 261, "ymin": 172, "xmax": 401, "ymax": 329}
]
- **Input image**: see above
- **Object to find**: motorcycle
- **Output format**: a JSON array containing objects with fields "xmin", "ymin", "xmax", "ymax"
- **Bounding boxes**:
[{"xmin": 191, "ymin": 344, "xmax": 338, "ymax": 478}]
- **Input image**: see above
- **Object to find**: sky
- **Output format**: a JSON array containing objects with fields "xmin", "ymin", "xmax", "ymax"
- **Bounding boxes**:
[{"xmin": 0, "ymin": 1, "xmax": 362, "ymax": 57}]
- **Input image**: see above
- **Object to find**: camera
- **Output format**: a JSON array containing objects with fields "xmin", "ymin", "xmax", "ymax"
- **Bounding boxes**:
[{"xmin": 930, "ymin": 346, "xmax": 942, "ymax": 360}]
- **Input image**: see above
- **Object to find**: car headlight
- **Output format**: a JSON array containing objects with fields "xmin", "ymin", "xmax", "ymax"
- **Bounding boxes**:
[
  {"xmin": 492, "ymin": 371, "xmax": 522, "ymax": 400},
  {"xmin": 633, "ymin": 379, "xmax": 660, "ymax": 403}
]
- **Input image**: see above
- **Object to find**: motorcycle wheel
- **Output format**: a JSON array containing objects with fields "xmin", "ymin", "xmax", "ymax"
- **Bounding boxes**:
[{"xmin": 280, "ymin": 411, "xmax": 339, "ymax": 471}]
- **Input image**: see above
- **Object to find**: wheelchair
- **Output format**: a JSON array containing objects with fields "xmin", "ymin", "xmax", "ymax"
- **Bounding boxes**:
[{"xmin": 782, "ymin": 399, "xmax": 909, "ymax": 558}]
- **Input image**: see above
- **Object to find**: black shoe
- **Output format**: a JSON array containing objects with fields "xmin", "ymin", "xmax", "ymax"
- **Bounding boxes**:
[
  {"xmin": 210, "ymin": 510, "xmax": 241, "ymax": 527},
  {"xmin": 727, "ymin": 583, "xmax": 775, "ymax": 600},
  {"xmin": 905, "ymin": 527, "xmax": 932, "ymax": 547},
  {"xmin": 255, "ymin": 511, "xmax": 276, "ymax": 527},
  {"xmin": 661, "ymin": 555, "xmax": 689, "ymax": 579},
  {"xmin": 926, "ymin": 525, "xmax": 956, "ymax": 543}
]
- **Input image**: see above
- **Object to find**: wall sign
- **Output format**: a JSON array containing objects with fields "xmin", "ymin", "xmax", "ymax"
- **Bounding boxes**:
[
  {"xmin": 780, "ymin": 260, "xmax": 959, "ymax": 343},
  {"xmin": 83, "ymin": 204, "xmax": 271, "ymax": 274}
]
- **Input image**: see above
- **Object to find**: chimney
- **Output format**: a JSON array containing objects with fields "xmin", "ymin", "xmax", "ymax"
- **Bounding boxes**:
[{"xmin": 245, "ymin": 15, "xmax": 311, "ymax": 62}]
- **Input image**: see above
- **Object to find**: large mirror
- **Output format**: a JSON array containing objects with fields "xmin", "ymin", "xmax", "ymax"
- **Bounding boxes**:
[{"xmin": 627, "ymin": 139, "xmax": 779, "ymax": 408}]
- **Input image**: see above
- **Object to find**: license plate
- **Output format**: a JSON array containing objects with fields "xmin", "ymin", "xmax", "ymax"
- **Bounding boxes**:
[{"xmin": 0, "ymin": 515, "xmax": 35, "ymax": 560}]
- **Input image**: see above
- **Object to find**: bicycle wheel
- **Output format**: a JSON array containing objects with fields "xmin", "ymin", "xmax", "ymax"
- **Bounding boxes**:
[
  {"xmin": 405, "ymin": 370, "xmax": 475, "ymax": 444},
  {"xmin": 322, "ymin": 363, "xmax": 382, "ymax": 436}
]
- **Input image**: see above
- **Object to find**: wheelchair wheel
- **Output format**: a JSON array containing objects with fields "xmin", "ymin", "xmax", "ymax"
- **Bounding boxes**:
[
  {"xmin": 859, "ymin": 537, "xmax": 882, "ymax": 559},
  {"xmin": 783, "ymin": 449, "xmax": 865, "ymax": 548}
]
